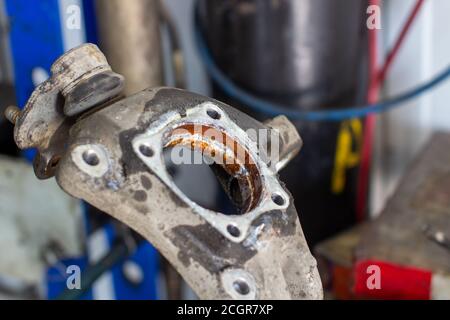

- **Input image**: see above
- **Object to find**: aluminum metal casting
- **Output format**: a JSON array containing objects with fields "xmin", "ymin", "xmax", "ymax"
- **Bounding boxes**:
[{"xmin": 5, "ymin": 44, "xmax": 323, "ymax": 300}]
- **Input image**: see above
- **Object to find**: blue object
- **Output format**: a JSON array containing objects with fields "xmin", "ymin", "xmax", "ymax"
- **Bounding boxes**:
[
  {"xmin": 46, "ymin": 224, "xmax": 160, "ymax": 300},
  {"xmin": 93, "ymin": 224, "xmax": 159, "ymax": 300},
  {"xmin": 79, "ymin": 1, "xmax": 161, "ymax": 299},
  {"xmin": 5, "ymin": 0, "xmax": 64, "ymax": 107},
  {"xmin": 46, "ymin": 257, "xmax": 93, "ymax": 300},
  {"xmin": 4, "ymin": 0, "xmax": 161, "ymax": 299},
  {"xmin": 5, "ymin": 0, "xmax": 65, "ymax": 161},
  {"xmin": 82, "ymin": 0, "xmax": 98, "ymax": 44},
  {"xmin": 194, "ymin": 9, "xmax": 450, "ymax": 121}
]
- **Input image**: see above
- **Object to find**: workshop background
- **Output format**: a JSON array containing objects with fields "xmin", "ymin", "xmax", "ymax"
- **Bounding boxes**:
[{"xmin": 0, "ymin": 0, "xmax": 449, "ymax": 300}]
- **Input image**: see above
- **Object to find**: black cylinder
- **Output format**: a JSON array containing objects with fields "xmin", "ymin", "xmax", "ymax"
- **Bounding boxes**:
[{"xmin": 199, "ymin": 0, "xmax": 369, "ymax": 247}]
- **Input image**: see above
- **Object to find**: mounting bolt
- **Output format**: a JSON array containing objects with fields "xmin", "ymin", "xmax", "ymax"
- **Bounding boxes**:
[{"xmin": 4, "ymin": 106, "xmax": 21, "ymax": 125}]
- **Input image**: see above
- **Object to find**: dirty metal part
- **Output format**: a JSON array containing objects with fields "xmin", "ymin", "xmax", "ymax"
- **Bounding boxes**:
[
  {"xmin": 94, "ymin": 0, "xmax": 185, "ymax": 298},
  {"xmin": 54, "ymin": 43, "xmax": 125, "ymax": 117},
  {"xmin": 264, "ymin": 116, "xmax": 302, "ymax": 172},
  {"xmin": 4, "ymin": 105, "xmax": 20, "ymax": 125},
  {"xmin": 6, "ymin": 44, "xmax": 323, "ymax": 300},
  {"xmin": 8, "ymin": 43, "xmax": 124, "ymax": 180}
]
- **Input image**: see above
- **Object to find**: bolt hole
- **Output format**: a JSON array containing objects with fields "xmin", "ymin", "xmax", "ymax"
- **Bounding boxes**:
[
  {"xmin": 227, "ymin": 225, "xmax": 241, "ymax": 238},
  {"xmin": 82, "ymin": 150, "xmax": 100, "ymax": 166},
  {"xmin": 139, "ymin": 144, "xmax": 154, "ymax": 157},
  {"xmin": 207, "ymin": 109, "xmax": 221, "ymax": 120},
  {"xmin": 272, "ymin": 193, "xmax": 285, "ymax": 206},
  {"xmin": 233, "ymin": 279, "xmax": 250, "ymax": 295},
  {"xmin": 50, "ymin": 156, "xmax": 61, "ymax": 168}
]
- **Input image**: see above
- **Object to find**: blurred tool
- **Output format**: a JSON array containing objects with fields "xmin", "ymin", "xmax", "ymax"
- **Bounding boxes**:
[
  {"xmin": 317, "ymin": 133, "xmax": 450, "ymax": 300},
  {"xmin": 354, "ymin": 133, "xmax": 450, "ymax": 300},
  {"xmin": 56, "ymin": 227, "xmax": 140, "ymax": 300}
]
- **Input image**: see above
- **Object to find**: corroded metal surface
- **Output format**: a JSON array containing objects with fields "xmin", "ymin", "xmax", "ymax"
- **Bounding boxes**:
[
  {"xmin": 6, "ymin": 44, "xmax": 323, "ymax": 300},
  {"xmin": 10, "ymin": 44, "xmax": 124, "ymax": 179}
]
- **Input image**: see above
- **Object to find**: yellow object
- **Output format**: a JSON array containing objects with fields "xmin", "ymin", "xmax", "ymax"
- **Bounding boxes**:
[{"xmin": 331, "ymin": 119, "xmax": 363, "ymax": 194}]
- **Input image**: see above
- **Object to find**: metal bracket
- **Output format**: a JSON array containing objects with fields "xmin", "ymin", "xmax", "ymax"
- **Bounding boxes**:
[{"xmin": 5, "ymin": 44, "xmax": 323, "ymax": 300}]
